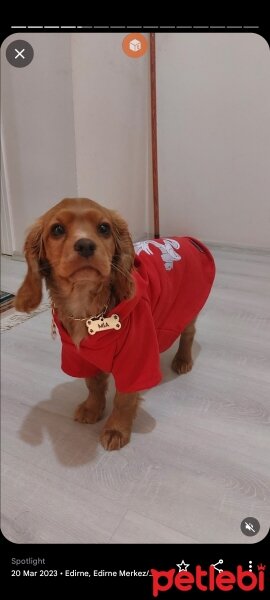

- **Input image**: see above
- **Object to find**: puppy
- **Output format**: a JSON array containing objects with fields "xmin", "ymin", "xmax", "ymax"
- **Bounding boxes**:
[{"xmin": 15, "ymin": 198, "xmax": 215, "ymax": 450}]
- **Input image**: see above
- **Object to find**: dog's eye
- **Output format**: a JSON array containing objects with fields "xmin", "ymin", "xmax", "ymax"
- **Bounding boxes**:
[
  {"xmin": 98, "ymin": 222, "xmax": 111, "ymax": 236},
  {"xmin": 50, "ymin": 223, "xmax": 66, "ymax": 237}
]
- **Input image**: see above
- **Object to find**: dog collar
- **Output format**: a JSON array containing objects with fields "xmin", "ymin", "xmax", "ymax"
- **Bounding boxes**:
[{"xmin": 51, "ymin": 299, "xmax": 122, "ymax": 337}]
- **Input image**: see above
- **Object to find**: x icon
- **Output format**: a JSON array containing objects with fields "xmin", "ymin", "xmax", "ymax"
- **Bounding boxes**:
[
  {"xmin": 15, "ymin": 48, "xmax": 25, "ymax": 59},
  {"xmin": 6, "ymin": 41, "xmax": 34, "ymax": 67}
]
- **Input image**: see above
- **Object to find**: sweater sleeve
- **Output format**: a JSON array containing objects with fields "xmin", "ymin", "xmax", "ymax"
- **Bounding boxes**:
[
  {"xmin": 53, "ymin": 310, "xmax": 100, "ymax": 378},
  {"xmin": 112, "ymin": 298, "xmax": 162, "ymax": 393},
  {"xmin": 61, "ymin": 339, "xmax": 100, "ymax": 378}
]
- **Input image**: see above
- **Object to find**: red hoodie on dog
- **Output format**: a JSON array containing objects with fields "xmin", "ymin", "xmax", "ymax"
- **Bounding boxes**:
[{"xmin": 54, "ymin": 237, "xmax": 215, "ymax": 392}]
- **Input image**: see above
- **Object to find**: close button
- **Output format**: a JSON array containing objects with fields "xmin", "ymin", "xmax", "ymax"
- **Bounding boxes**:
[{"xmin": 6, "ymin": 40, "xmax": 34, "ymax": 68}]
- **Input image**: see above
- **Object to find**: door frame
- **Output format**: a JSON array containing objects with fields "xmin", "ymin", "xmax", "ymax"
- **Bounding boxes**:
[{"xmin": 1, "ymin": 145, "xmax": 15, "ymax": 255}]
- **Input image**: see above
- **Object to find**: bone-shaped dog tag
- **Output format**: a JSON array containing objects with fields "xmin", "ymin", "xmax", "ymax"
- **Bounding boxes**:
[{"xmin": 86, "ymin": 314, "xmax": 121, "ymax": 335}]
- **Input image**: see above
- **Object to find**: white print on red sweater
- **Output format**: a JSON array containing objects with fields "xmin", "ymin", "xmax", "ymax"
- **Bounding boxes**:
[{"xmin": 133, "ymin": 238, "xmax": 182, "ymax": 271}]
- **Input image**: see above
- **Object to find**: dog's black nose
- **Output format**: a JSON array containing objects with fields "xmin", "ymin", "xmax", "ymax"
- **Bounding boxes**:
[{"xmin": 74, "ymin": 238, "xmax": 96, "ymax": 258}]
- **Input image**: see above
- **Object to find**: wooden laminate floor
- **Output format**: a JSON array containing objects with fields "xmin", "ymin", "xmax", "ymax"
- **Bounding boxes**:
[{"xmin": 1, "ymin": 248, "xmax": 270, "ymax": 544}]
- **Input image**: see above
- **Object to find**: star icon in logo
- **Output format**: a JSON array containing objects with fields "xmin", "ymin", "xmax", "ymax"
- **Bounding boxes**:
[{"xmin": 176, "ymin": 560, "xmax": 190, "ymax": 572}]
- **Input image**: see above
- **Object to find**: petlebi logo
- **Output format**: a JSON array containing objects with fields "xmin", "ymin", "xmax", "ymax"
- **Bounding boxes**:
[{"xmin": 151, "ymin": 561, "xmax": 266, "ymax": 596}]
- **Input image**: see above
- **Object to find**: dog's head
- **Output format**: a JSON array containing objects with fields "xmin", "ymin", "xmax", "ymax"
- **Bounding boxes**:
[{"xmin": 15, "ymin": 198, "xmax": 135, "ymax": 312}]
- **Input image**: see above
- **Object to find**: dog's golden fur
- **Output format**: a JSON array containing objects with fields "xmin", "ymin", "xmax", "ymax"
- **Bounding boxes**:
[{"xmin": 15, "ymin": 198, "xmax": 196, "ymax": 450}]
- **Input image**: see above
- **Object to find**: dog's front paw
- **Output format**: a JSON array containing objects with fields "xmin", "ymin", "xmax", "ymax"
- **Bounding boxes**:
[
  {"xmin": 100, "ymin": 429, "xmax": 130, "ymax": 451},
  {"xmin": 171, "ymin": 356, "xmax": 193, "ymax": 375},
  {"xmin": 74, "ymin": 400, "xmax": 104, "ymax": 424}
]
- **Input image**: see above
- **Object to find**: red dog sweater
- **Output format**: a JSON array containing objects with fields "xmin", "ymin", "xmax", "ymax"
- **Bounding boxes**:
[{"xmin": 54, "ymin": 237, "xmax": 215, "ymax": 393}]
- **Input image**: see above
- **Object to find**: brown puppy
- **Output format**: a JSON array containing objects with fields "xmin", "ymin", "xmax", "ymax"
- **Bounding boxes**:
[{"xmin": 15, "ymin": 198, "xmax": 214, "ymax": 450}]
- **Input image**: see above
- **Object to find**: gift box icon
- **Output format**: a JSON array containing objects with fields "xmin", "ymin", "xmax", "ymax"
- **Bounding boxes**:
[{"xmin": 129, "ymin": 39, "xmax": 142, "ymax": 52}]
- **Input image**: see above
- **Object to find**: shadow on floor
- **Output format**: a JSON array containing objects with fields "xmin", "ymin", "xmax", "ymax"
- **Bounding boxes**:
[{"xmin": 18, "ymin": 379, "xmax": 156, "ymax": 466}]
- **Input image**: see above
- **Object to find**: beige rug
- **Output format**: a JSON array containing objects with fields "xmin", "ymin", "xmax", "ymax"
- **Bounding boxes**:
[{"xmin": 1, "ymin": 302, "xmax": 50, "ymax": 332}]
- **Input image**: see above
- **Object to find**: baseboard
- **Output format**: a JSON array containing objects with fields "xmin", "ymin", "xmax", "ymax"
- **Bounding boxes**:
[
  {"xmin": 205, "ymin": 241, "xmax": 270, "ymax": 255},
  {"xmin": 10, "ymin": 252, "xmax": 25, "ymax": 262}
]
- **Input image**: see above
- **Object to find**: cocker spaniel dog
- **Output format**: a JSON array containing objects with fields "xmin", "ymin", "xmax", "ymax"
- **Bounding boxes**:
[{"xmin": 15, "ymin": 198, "xmax": 215, "ymax": 450}]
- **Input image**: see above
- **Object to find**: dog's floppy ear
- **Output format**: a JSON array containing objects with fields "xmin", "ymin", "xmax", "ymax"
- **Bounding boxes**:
[
  {"xmin": 110, "ymin": 211, "xmax": 135, "ymax": 301},
  {"xmin": 15, "ymin": 219, "xmax": 45, "ymax": 313}
]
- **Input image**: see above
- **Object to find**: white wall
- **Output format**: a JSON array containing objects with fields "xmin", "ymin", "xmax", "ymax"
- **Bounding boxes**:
[
  {"xmin": 1, "ymin": 33, "xmax": 151, "ymax": 254},
  {"xmin": 71, "ymin": 34, "xmax": 151, "ymax": 241},
  {"xmin": 156, "ymin": 34, "xmax": 270, "ymax": 249},
  {"xmin": 1, "ymin": 34, "xmax": 78, "ymax": 253},
  {"xmin": 2, "ymin": 33, "xmax": 269, "ymax": 254}
]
